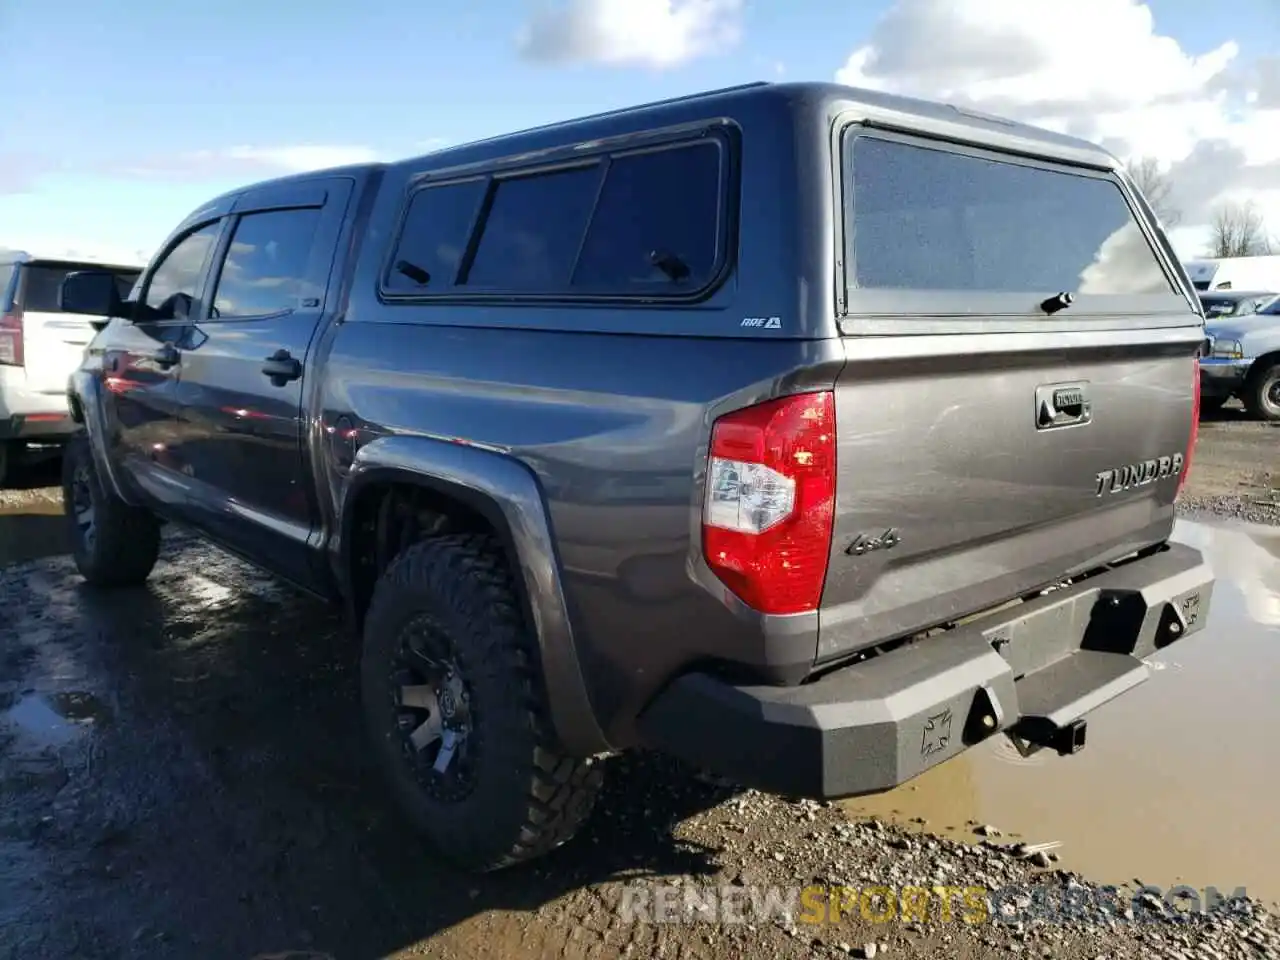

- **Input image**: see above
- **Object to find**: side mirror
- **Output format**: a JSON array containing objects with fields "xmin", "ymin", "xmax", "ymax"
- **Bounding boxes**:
[{"xmin": 60, "ymin": 270, "xmax": 127, "ymax": 328}]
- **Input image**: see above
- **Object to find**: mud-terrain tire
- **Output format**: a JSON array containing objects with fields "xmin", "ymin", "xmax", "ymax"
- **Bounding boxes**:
[
  {"xmin": 361, "ymin": 532, "xmax": 603, "ymax": 872},
  {"xmin": 1243, "ymin": 362, "xmax": 1280, "ymax": 422},
  {"xmin": 61, "ymin": 433, "xmax": 161, "ymax": 586}
]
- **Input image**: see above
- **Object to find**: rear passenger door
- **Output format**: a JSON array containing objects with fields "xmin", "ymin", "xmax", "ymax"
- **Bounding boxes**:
[{"xmin": 168, "ymin": 177, "xmax": 352, "ymax": 588}]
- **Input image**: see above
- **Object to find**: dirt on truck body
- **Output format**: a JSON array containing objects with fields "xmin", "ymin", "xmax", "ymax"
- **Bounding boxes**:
[{"xmin": 56, "ymin": 80, "xmax": 1211, "ymax": 873}]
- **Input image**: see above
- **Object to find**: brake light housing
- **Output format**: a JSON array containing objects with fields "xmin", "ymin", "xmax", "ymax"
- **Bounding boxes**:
[
  {"xmin": 1178, "ymin": 356, "xmax": 1200, "ymax": 496},
  {"xmin": 0, "ymin": 308, "xmax": 22, "ymax": 367},
  {"xmin": 702, "ymin": 391, "xmax": 837, "ymax": 615}
]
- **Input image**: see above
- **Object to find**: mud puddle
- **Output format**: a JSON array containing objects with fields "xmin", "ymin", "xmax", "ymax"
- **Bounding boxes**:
[
  {"xmin": 0, "ymin": 460, "xmax": 66, "ymax": 566},
  {"xmin": 842, "ymin": 518, "xmax": 1280, "ymax": 907},
  {"xmin": 2, "ymin": 691, "xmax": 109, "ymax": 747}
]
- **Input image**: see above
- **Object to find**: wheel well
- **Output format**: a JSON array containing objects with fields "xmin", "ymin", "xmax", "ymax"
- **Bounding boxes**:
[
  {"xmin": 1248, "ymin": 351, "xmax": 1280, "ymax": 383},
  {"xmin": 346, "ymin": 480, "xmax": 517, "ymax": 632}
]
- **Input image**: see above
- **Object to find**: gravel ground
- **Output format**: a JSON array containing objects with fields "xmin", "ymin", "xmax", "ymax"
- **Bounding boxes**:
[
  {"xmin": 1177, "ymin": 404, "xmax": 1280, "ymax": 525},
  {"xmin": 458, "ymin": 773, "xmax": 1279, "ymax": 960},
  {"xmin": 1, "ymin": 417, "xmax": 1277, "ymax": 959}
]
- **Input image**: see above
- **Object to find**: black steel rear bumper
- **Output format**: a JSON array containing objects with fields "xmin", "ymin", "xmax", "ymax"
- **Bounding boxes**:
[{"xmin": 637, "ymin": 542, "xmax": 1213, "ymax": 799}]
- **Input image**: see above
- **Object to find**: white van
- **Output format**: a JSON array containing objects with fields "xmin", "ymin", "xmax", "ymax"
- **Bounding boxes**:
[
  {"xmin": 1183, "ymin": 255, "xmax": 1280, "ymax": 293},
  {"xmin": 0, "ymin": 251, "xmax": 142, "ymax": 484}
]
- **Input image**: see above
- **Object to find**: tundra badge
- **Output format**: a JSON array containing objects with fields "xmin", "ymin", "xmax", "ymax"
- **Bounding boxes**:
[{"xmin": 1095, "ymin": 453, "xmax": 1185, "ymax": 497}]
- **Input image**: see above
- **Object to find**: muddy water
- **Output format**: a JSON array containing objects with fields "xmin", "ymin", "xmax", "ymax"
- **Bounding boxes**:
[
  {"xmin": 843, "ymin": 519, "xmax": 1280, "ymax": 907},
  {"xmin": 0, "ymin": 460, "xmax": 67, "ymax": 566}
]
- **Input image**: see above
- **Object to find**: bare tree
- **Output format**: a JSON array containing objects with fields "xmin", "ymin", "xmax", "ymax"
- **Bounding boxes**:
[
  {"xmin": 1208, "ymin": 200, "xmax": 1274, "ymax": 258},
  {"xmin": 1124, "ymin": 156, "xmax": 1181, "ymax": 227}
]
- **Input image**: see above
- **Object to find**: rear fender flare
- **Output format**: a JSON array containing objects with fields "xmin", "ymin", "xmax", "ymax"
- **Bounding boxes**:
[{"xmin": 336, "ymin": 434, "xmax": 611, "ymax": 757}]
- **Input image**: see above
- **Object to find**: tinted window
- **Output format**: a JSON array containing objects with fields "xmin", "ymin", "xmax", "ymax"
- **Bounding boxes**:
[
  {"xmin": 1262, "ymin": 298, "xmax": 1280, "ymax": 315},
  {"xmin": 465, "ymin": 165, "xmax": 601, "ymax": 289},
  {"xmin": 20, "ymin": 264, "xmax": 139, "ymax": 314},
  {"xmin": 387, "ymin": 179, "xmax": 486, "ymax": 292},
  {"xmin": 211, "ymin": 208, "xmax": 320, "ymax": 317},
  {"xmin": 1200, "ymin": 297, "xmax": 1238, "ymax": 318},
  {"xmin": 847, "ymin": 136, "xmax": 1175, "ymax": 297},
  {"xmin": 572, "ymin": 143, "xmax": 721, "ymax": 291},
  {"xmin": 145, "ymin": 222, "xmax": 222, "ymax": 317},
  {"xmin": 0, "ymin": 264, "xmax": 13, "ymax": 309}
]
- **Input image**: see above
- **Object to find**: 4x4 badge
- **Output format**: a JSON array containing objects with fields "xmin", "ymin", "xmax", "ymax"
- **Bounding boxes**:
[{"xmin": 846, "ymin": 529, "xmax": 901, "ymax": 556}]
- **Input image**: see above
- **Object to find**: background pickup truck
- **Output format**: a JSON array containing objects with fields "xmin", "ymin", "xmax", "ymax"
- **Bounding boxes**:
[
  {"xmin": 59, "ymin": 80, "xmax": 1213, "ymax": 873},
  {"xmin": 1199, "ymin": 292, "xmax": 1280, "ymax": 419}
]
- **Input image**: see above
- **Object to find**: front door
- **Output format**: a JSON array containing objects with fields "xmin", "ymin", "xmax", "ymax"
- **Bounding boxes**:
[
  {"xmin": 97, "ymin": 220, "xmax": 224, "ymax": 508},
  {"xmin": 168, "ymin": 177, "xmax": 352, "ymax": 588}
]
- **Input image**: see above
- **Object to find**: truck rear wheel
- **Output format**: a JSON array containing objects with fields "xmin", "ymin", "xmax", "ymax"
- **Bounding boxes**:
[
  {"xmin": 61, "ymin": 433, "xmax": 161, "ymax": 586},
  {"xmin": 360, "ymin": 532, "xmax": 603, "ymax": 872}
]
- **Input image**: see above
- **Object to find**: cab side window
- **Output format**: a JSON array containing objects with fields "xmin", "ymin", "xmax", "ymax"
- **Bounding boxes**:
[
  {"xmin": 209, "ymin": 208, "xmax": 320, "ymax": 319},
  {"xmin": 141, "ymin": 222, "xmax": 222, "ymax": 322}
]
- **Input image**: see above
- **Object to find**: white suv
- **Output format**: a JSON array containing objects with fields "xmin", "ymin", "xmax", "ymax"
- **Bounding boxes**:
[{"xmin": 0, "ymin": 251, "xmax": 142, "ymax": 484}]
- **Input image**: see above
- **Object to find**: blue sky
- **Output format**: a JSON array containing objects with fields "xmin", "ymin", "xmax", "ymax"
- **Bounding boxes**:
[{"xmin": 3, "ymin": 0, "xmax": 1278, "ymax": 264}]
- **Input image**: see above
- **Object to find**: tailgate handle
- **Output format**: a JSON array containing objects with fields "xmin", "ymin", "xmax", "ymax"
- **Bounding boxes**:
[{"xmin": 1036, "ymin": 382, "xmax": 1092, "ymax": 429}]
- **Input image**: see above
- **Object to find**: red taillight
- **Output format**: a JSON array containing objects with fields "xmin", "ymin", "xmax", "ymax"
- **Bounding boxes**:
[
  {"xmin": 1178, "ymin": 356, "xmax": 1200, "ymax": 496},
  {"xmin": 701, "ymin": 391, "xmax": 837, "ymax": 615},
  {"xmin": 0, "ymin": 308, "xmax": 22, "ymax": 367}
]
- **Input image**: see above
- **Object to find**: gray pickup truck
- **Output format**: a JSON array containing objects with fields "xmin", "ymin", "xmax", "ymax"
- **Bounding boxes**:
[{"xmin": 59, "ymin": 81, "xmax": 1213, "ymax": 873}]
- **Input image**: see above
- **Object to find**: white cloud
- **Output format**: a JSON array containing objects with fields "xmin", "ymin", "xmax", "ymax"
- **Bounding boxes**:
[
  {"xmin": 0, "ymin": 152, "xmax": 64, "ymax": 196},
  {"xmin": 517, "ymin": 0, "xmax": 742, "ymax": 68},
  {"xmin": 221, "ymin": 145, "xmax": 379, "ymax": 171},
  {"xmin": 835, "ymin": 0, "xmax": 1280, "ymax": 258},
  {"xmin": 117, "ymin": 144, "xmax": 380, "ymax": 181},
  {"xmin": 0, "ymin": 234, "xmax": 153, "ymax": 267},
  {"xmin": 0, "ymin": 144, "xmax": 388, "ymax": 269}
]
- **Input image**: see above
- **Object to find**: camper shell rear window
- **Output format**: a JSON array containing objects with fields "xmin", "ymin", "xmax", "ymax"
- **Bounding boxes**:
[{"xmin": 840, "ymin": 128, "xmax": 1188, "ymax": 320}]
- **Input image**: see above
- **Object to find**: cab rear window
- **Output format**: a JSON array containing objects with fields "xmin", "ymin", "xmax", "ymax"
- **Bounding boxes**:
[{"xmin": 845, "ymin": 135, "xmax": 1175, "ymax": 298}]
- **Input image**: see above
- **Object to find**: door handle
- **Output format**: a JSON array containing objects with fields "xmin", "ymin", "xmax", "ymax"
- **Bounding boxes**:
[
  {"xmin": 262, "ymin": 349, "xmax": 302, "ymax": 387},
  {"xmin": 151, "ymin": 344, "xmax": 180, "ymax": 369},
  {"xmin": 1035, "ymin": 381, "xmax": 1092, "ymax": 429}
]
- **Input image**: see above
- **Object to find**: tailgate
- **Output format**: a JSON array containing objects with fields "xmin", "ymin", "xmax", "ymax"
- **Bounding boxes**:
[
  {"xmin": 21, "ymin": 310, "xmax": 96, "ymax": 396},
  {"xmin": 17, "ymin": 262, "xmax": 137, "ymax": 396},
  {"xmin": 819, "ymin": 126, "xmax": 1202, "ymax": 663},
  {"xmin": 818, "ymin": 332, "xmax": 1198, "ymax": 661}
]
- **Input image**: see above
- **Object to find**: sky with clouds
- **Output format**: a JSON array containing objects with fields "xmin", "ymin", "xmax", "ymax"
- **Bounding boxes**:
[{"xmin": 2, "ymin": 0, "xmax": 1278, "ymax": 266}]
